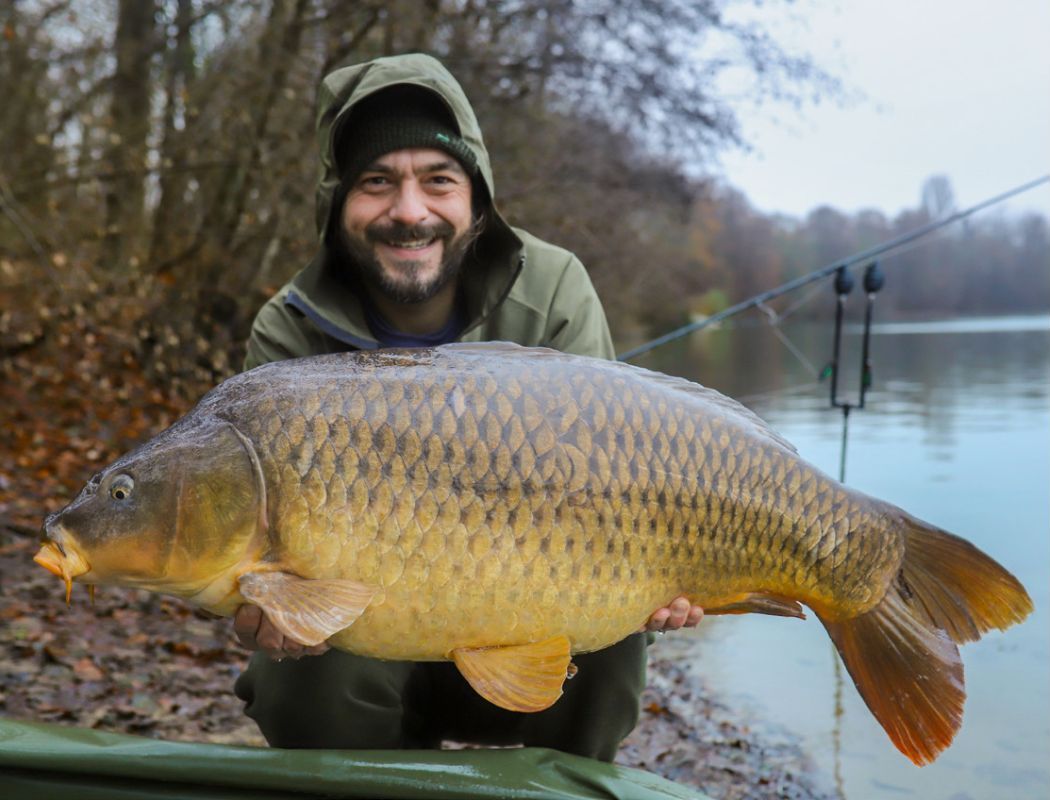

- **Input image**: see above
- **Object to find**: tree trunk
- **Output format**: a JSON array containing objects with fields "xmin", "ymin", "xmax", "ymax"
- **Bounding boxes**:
[
  {"xmin": 148, "ymin": 0, "xmax": 197, "ymax": 270},
  {"xmin": 101, "ymin": 0, "xmax": 157, "ymax": 271},
  {"xmin": 188, "ymin": 0, "xmax": 308, "ymax": 292}
]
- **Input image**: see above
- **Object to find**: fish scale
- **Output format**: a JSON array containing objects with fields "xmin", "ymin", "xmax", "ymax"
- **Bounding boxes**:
[{"xmin": 39, "ymin": 342, "xmax": 1032, "ymax": 765}]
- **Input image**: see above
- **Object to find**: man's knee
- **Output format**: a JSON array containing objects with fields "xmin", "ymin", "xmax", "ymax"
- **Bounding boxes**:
[{"xmin": 235, "ymin": 650, "xmax": 417, "ymax": 749}]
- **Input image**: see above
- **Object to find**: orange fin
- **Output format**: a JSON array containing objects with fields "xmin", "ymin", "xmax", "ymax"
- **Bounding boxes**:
[
  {"xmin": 820, "ymin": 591, "xmax": 963, "ymax": 766},
  {"xmin": 704, "ymin": 594, "xmax": 806, "ymax": 620},
  {"xmin": 451, "ymin": 635, "xmax": 573, "ymax": 712},
  {"xmin": 820, "ymin": 511, "xmax": 1032, "ymax": 766},
  {"xmin": 238, "ymin": 572, "xmax": 376, "ymax": 647},
  {"xmin": 897, "ymin": 511, "xmax": 1033, "ymax": 643}
]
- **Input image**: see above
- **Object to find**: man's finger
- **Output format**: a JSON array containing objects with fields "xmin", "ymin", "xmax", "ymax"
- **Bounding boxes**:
[
  {"xmin": 666, "ymin": 597, "xmax": 690, "ymax": 629},
  {"xmin": 647, "ymin": 608, "xmax": 670, "ymax": 631},
  {"xmin": 256, "ymin": 616, "xmax": 286, "ymax": 656},
  {"xmin": 233, "ymin": 604, "xmax": 264, "ymax": 650},
  {"xmin": 283, "ymin": 639, "xmax": 305, "ymax": 659}
]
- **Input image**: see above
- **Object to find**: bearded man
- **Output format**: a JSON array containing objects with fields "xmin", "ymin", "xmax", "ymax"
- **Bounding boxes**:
[{"xmin": 234, "ymin": 53, "xmax": 702, "ymax": 761}]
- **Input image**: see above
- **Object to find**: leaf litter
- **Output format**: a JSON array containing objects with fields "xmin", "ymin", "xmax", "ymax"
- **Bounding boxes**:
[{"xmin": 0, "ymin": 294, "xmax": 835, "ymax": 799}]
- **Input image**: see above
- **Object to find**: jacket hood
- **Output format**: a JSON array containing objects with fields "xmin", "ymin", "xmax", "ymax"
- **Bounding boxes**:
[
  {"xmin": 314, "ymin": 52, "xmax": 504, "ymax": 242},
  {"xmin": 287, "ymin": 53, "xmax": 523, "ymax": 350}
]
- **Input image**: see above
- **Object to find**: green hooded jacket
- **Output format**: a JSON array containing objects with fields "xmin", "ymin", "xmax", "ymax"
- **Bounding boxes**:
[{"xmin": 244, "ymin": 53, "xmax": 614, "ymax": 368}]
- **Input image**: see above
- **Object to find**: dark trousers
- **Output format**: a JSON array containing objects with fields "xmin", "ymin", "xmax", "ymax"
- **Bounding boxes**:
[{"xmin": 233, "ymin": 634, "xmax": 647, "ymax": 762}]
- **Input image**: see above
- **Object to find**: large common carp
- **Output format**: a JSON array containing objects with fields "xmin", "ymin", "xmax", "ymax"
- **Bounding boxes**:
[{"xmin": 36, "ymin": 343, "xmax": 1031, "ymax": 764}]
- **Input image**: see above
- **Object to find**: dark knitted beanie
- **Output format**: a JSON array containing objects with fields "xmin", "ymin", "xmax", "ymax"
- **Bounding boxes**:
[{"xmin": 335, "ymin": 85, "xmax": 478, "ymax": 185}]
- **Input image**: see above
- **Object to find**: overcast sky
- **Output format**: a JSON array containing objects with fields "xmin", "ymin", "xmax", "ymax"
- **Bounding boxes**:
[{"xmin": 713, "ymin": 0, "xmax": 1050, "ymax": 221}]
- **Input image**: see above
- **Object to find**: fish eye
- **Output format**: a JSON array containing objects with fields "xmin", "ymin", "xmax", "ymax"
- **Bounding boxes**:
[{"xmin": 109, "ymin": 474, "xmax": 135, "ymax": 501}]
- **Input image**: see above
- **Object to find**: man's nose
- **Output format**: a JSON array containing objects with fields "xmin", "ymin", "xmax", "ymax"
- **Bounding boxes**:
[{"xmin": 388, "ymin": 181, "xmax": 430, "ymax": 225}]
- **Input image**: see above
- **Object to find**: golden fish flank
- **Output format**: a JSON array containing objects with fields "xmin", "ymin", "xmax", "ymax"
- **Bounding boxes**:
[{"xmin": 37, "ymin": 342, "xmax": 1032, "ymax": 766}]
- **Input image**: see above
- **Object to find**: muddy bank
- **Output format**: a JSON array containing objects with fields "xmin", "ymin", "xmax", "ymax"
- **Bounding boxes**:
[
  {"xmin": 619, "ymin": 654, "xmax": 835, "ymax": 799},
  {"xmin": 0, "ymin": 530, "xmax": 832, "ymax": 799}
]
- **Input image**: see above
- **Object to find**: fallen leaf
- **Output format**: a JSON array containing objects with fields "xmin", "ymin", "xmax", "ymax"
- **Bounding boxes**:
[{"xmin": 73, "ymin": 657, "xmax": 104, "ymax": 681}]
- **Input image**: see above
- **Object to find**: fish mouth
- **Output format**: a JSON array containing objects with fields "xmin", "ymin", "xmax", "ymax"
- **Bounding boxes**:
[{"xmin": 34, "ymin": 532, "xmax": 90, "ymax": 604}]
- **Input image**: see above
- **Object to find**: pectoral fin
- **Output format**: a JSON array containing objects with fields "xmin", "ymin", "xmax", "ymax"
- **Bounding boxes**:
[
  {"xmin": 238, "ymin": 572, "xmax": 376, "ymax": 647},
  {"xmin": 703, "ymin": 593, "xmax": 806, "ymax": 620},
  {"xmin": 451, "ymin": 635, "xmax": 573, "ymax": 713}
]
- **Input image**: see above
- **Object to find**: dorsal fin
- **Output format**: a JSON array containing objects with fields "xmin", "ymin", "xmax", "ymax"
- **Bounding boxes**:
[{"xmin": 435, "ymin": 341, "xmax": 798, "ymax": 454}]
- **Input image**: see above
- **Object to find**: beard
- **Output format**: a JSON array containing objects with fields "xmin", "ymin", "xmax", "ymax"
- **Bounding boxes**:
[{"xmin": 334, "ymin": 216, "xmax": 481, "ymax": 305}]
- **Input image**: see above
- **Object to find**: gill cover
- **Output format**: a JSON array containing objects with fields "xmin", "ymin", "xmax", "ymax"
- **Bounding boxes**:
[
  {"xmin": 162, "ymin": 419, "xmax": 268, "ymax": 588},
  {"xmin": 37, "ymin": 416, "xmax": 266, "ymax": 596}
]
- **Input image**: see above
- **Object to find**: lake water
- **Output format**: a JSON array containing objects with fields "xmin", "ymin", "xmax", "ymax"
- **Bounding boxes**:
[{"xmin": 636, "ymin": 314, "xmax": 1050, "ymax": 800}]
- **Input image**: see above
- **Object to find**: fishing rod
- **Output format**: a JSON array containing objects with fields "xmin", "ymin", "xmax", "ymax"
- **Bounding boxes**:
[{"xmin": 616, "ymin": 174, "xmax": 1050, "ymax": 362}]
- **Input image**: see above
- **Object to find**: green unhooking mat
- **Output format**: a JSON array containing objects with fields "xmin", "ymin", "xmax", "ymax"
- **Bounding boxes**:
[{"xmin": 0, "ymin": 718, "xmax": 709, "ymax": 800}]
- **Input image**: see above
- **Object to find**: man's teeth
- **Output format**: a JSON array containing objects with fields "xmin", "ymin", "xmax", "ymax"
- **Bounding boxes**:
[{"xmin": 388, "ymin": 238, "xmax": 435, "ymax": 250}]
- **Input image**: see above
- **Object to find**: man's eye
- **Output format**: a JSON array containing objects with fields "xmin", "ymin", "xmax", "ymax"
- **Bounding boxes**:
[{"xmin": 360, "ymin": 176, "xmax": 389, "ymax": 188}]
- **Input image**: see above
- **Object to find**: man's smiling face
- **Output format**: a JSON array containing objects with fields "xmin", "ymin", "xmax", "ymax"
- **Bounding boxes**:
[{"xmin": 338, "ymin": 148, "xmax": 476, "ymax": 304}]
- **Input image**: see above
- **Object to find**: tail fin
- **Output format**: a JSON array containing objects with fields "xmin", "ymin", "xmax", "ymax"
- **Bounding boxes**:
[{"xmin": 818, "ymin": 514, "xmax": 1032, "ymax": 766}]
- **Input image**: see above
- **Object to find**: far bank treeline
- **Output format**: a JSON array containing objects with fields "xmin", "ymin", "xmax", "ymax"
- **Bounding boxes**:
[{"xmin": 2, "ymin": 1, "xmax": 1047, "ymax": 400}]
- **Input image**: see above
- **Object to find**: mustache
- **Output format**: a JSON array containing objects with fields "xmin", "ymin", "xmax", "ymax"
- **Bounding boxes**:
[{"xmin": 365, "ymin": 220, "xmax": 455, "ymax": 245}]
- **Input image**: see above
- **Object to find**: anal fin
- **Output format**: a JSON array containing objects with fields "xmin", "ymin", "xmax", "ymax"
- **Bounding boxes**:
[
  {"xmin": 704, "ymin": 593, "xmax": 806, "ymax": 620},
  {"xmin": 238, "ymin": 572, "xmax": 376, "ymax": 647},
  {"xmin": 451, "ymin": 635, "xmax": 572, "ymax": 713}
]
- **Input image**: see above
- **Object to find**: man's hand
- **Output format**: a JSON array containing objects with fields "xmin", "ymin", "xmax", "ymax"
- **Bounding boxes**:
[
  {"xmin": 233, "ymin": 604, "xmax": 330, "ymax": 661},
  {"xmin": 641, "ymin": 596, "xmax": 704, "ymax": 633}
]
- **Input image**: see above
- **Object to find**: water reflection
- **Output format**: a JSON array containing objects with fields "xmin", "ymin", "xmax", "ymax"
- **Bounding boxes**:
[{"xmin": 641, "ymin": 316, "xmax": 1050, "ymax": 800}]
